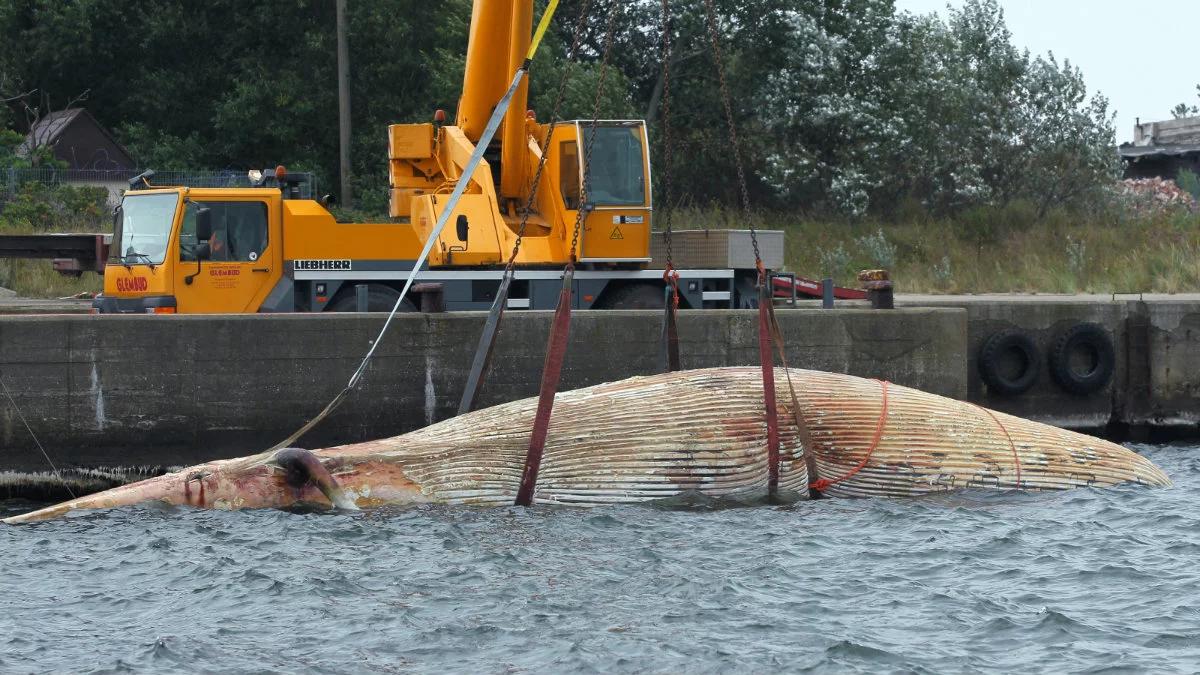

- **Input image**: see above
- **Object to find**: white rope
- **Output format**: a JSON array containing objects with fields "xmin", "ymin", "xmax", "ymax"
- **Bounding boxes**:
[
  {"xmin": 266, "ymin": 66, "xmax": 531, "ymax": 453},
  {"xmin": 0, "ymin": 371, "xmax": 76, "ymax": 499}
]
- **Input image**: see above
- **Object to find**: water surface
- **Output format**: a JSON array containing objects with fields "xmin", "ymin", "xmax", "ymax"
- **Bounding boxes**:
[{"xmin": 2, "ymin": 445, "xmax": 1198, "ymax": 673}]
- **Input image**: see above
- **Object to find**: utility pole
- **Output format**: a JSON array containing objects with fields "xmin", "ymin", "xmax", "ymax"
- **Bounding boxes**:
[{"xmin": 336, "ymin": 0, "xmax": 353, "ymax": 208}]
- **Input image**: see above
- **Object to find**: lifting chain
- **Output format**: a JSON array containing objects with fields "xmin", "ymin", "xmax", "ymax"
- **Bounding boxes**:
[
  {"xmin": 702, "ymin": 0, "xmax": 761, "ymax": 269},
  {"xmin": 701, "ymin": 0, "xmax": 818, "ymax": 498},
  {"xmin": 566, "ymin": 1, "xmax": 621, "ymax": 265},
  {"xmin": 515, "ymin": 2, "xmax": 622, "ymax": 506},
  {"xmin": 506, "ymin": 0, "xmax": 595, "ymax": 270},
  {"xmin": 458, "ymin": 0, "xmax": 595, "ymax": 416},
  {"xmin": 659, "ymin": 0, "xmax": 676, "ymax": 268},
  {"xmin": 659, "ymin": 0, "xmax": 681, "ymax": 371}
]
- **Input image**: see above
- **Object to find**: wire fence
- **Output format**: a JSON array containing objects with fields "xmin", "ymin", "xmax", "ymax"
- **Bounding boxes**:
[{"xmin": 2, "ymin": 168, "xmax": 319, "ymax": 203}]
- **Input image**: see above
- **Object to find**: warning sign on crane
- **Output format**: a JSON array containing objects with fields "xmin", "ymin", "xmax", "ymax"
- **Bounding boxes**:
[{"xmin": 609, "ymin": 226, "xmax": 624, "ymax": 240}]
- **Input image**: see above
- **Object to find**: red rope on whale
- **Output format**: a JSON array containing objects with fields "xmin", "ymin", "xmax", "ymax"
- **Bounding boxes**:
[
  {"xmin": 810, "ymin": 380, "xmax": 889, "ymax": 493},
  {"xmin": 973, "ymin": 403, "xmax": 1023, "ymax": 488}
]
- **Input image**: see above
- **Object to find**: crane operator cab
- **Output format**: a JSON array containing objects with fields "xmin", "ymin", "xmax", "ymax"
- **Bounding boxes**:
[
  {"xmin": 557, "ymin": 120, "xmax": 651, "ymax": 263},
  {"xmin": 576, "ymin": 124, "xmax": 647, "ymax": 206},
  {"xmin": 388, "ymin": 117, "xmax": 652, "ymax": 267}
]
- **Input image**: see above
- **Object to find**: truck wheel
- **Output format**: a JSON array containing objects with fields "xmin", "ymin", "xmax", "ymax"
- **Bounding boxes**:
[
  {"xmin": 595, "ymin": 283, "xmax": 665, "ymax": 309},
  {"xmin": 328, "ymin": 285, "xmax": 416, "ymax": 313}
]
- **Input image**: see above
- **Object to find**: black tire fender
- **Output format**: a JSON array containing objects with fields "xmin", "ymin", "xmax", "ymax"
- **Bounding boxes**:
[
  {"xmin": 1049, "ymin": 322, "xmax": 1115, "ymax": 395},
  {"xmin": 978, "ymin": 329, "xmax": 1040, "ymax": 396}
]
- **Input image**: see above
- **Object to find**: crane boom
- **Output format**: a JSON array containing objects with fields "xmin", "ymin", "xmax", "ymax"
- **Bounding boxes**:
[{"xmin": 457, "ymin": 1, "xmax": 533, "ymax": 200}]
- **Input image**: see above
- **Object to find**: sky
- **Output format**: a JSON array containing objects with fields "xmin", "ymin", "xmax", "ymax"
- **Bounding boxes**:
[{"xmin": 891, "ymin": 0, "xmax": 1199, "ymax": 144}]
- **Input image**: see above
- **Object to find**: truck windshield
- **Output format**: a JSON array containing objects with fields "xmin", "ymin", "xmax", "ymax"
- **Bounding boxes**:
[
  {"xmin": 581, "ymin": 125, "xmax": 646, "ymax": 206},
  {"xmin": 117, "ymin": 192, "xmax": 178, "ymax": 265}
]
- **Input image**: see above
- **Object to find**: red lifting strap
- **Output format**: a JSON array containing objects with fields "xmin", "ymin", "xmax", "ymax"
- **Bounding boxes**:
[
  {"xmin": 757, "ymin": 279, "xmax": 780, "ymax": 496},
  {"xmin": 515, "ymin": 271, "xmax": 574, "ymax": 506},
  {"xmin": 662, "ymin": 264, "xmax": 681, "ymax": 372}
]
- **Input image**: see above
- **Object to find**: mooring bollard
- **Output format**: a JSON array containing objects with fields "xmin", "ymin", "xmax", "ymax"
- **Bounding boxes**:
[
  {"xmin": 858, "ymin": 270, "xmax": 894, "ymax": 309},
  {"xmin": 822, "ymin": 276, "xmax": 835, "ymax": 309},
  {"xmin": 413, "ymin": 282, "xmax": 445, "ymax": 313}
]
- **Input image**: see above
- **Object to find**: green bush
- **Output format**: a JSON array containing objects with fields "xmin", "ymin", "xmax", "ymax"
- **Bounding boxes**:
[
  {"xmin": 1177, "ymin": 170, "xmax": 1200, "ymax": 201},
  {"xmin": 855, "ymin": 229, "xmax": 897, "ymax": 268},
  {"xmin": 0, "ymin": 183, "xmax": 110, "ymax": 233},
  {"xmin": 0, "ymin": 181, "xmax": 109, "ymax": 297}
]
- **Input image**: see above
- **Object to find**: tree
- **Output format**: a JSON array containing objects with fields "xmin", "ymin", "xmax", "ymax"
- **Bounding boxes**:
[
  {"xmin": 0, "ymin": 0, "xmax": 1119, "ymax": 220},
  {"xmin": 756, "ymin": 0, "xmax": 1115, "ymax": 217},
  {"xmin": 1172, "ymin": 85, "xmax": 1200, "ymax": 119}
]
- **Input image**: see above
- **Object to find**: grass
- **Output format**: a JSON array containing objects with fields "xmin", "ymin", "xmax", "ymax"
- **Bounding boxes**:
[
  {"xmin": 0, "ymin": 260, "xmax": 103, "ymax": 299},
  {"xmin": 0, "ymin": 185, "xmax": 109, "ymax": 299},
  {"xmin": 674, "ymin": 204, "xmax": 1200, "ymax": 295},
  {"xmin": 4, "ymin": 185, "xmax": 1200, "ymax": 298}
]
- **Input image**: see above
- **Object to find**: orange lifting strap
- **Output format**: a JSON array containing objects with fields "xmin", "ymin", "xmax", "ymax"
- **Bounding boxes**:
[
  {"xmin": 972, "ymin": 403, "xmax": 1024, "ymax": 488},
  {"xmin": 810, "ymin": 380, "xmax": 889, "ymax": 493},
  {"xmin": 764, "ymin": 287, "xmax": 820, "ymax": 497}
]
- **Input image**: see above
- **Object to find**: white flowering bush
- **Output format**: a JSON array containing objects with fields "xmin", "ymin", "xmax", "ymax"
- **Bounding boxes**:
[
  {"xmin": 856, "ymin": 229, "xmax": 897, "ymax": 269},
  {"xmin": 643, "ymin": 0, "xmax": 1118, "ymax": 220}
]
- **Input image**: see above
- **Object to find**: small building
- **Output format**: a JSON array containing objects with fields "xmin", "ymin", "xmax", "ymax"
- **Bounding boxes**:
[
  {"xmin": 14, "ymin": 108, "xmax": 137, "ymax": 205},
  {"xmin": 18, "ymin": 108, "xmax": 135, "ymax": 171},
  {"xmin": 1120, "ymin": 116, "xmax": 1200, "ymax": 180}
]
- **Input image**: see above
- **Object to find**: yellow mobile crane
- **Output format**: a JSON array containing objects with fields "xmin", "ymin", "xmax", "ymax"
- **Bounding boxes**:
[{"xmin": 94, "ymin": 0, "xmax": 760, "ymax": 314}]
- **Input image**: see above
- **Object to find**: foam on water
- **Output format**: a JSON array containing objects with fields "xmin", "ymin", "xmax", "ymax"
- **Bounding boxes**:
[{"xmin": 2, "ymin": 444, "xmax": 1198, "ymax": 673}]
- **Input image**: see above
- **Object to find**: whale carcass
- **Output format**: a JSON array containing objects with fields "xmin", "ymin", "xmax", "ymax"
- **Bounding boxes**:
[{"xmin": 3, "ymin": 367, "xmax": 1170, "ymax": 523}]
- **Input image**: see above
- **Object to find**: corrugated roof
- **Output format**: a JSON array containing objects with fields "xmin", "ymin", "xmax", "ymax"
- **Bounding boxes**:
[
  {"xmin": 15, "ymin": 108, "xmax": 134, "ymax": 168},
  {"xmin": 1119, "ymin": 143, "xmax": 1200, "ymax": 159},
  {"xmin": 17, "ymin": 108, "xmax": 85, "ymax": 155}
]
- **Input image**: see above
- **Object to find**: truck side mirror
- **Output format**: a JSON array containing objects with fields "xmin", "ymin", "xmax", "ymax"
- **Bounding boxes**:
[
  {"xmin": 196, "ymin": 207, "xmax": 213, "ymax": 242},
  {"xmin": 186, "ymin": 207, "xmax": 213, "ymax": 285},
  {"xmin": 110, "ymin": 205, "xmax": 123, "ymax": 266},
  {"xmin": 456, "ymin": 214, "xmax": 469, "ymax": 242},
  {"xmin": 185, "ymin": 241, "xmax": 210, "ymax": 286}
]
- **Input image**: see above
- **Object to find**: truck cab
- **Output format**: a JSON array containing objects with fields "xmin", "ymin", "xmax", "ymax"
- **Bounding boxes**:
[
  {"xmin": 97, "ymin": 186, "xmax": 285, "ymax": 314},
  {"xmin": 95, "ymin": 169, "xmax": 439, "ymax": 314}
]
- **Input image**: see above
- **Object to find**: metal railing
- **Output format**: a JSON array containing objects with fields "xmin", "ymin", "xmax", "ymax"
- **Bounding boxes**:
[{"xmin": 3, "ymin": 168, "xmax": 318, "ymax": 200}]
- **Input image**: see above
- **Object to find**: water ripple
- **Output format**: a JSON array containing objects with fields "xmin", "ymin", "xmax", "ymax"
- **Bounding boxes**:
[{"xmin": 2, "ymin": 444, "xmax": 1198, "ymax": 673}]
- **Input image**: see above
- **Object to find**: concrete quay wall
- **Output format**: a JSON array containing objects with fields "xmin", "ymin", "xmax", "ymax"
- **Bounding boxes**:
[
  {"xmin": 896, "ymin": 294, "xmax": 1200, "ymax": 436},
  {"xmin": 1132, "ymin": 300, "xmax": 1200, "ymax": 430},
  {"xmin": 0, "ymin": 308, "xmax": 967, "ymax": 474}
]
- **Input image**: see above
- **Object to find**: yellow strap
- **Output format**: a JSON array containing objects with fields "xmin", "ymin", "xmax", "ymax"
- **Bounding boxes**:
[{"xmin": 526, "ymin": 0, "xmax": 560, "ymax": 60}]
